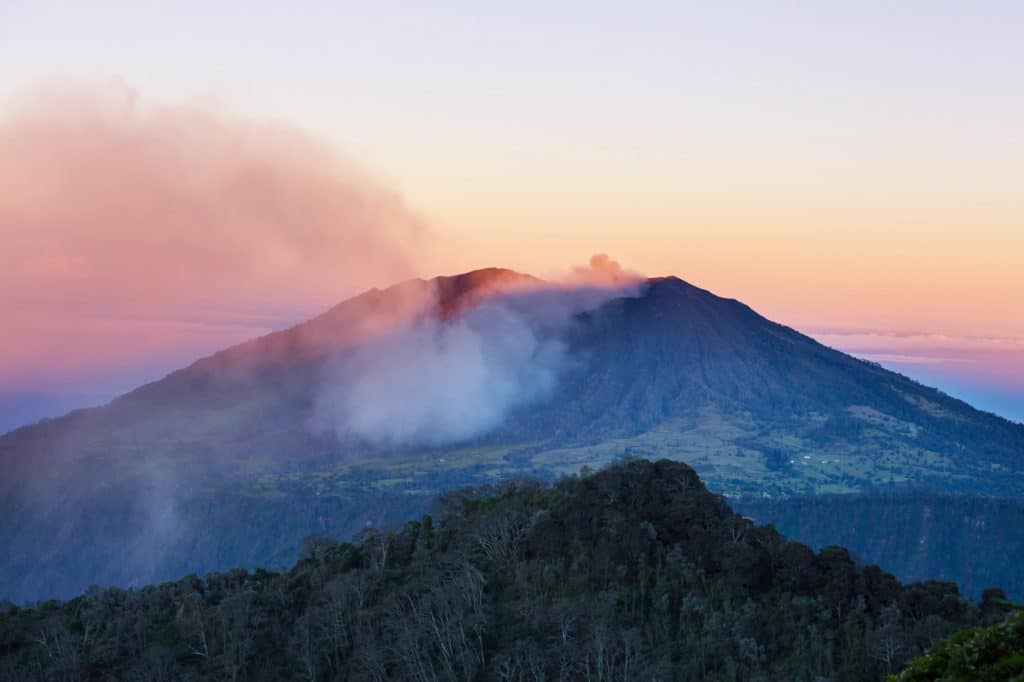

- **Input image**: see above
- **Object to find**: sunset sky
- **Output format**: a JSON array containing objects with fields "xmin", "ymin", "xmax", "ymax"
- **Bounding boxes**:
[{"xmin": 1, "ymin": 1, "xmax": 1021, "ymax": 427}]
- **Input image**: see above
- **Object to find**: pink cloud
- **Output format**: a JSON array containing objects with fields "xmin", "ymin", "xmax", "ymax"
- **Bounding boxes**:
[{"xmin": 0, "ymin": 82, "xmax": 429, "ymax": 390}]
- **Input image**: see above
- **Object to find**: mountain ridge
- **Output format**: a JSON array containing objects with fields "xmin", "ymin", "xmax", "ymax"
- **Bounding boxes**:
[{"xmin": 1, "ymin": 268, "xmax": 1021, "ymax": 602}]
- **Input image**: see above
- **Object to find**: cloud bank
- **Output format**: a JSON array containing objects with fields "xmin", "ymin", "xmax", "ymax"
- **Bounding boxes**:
[{"xmin": 0, "ymin": 82, "xmax": 426, "ymax": 390}]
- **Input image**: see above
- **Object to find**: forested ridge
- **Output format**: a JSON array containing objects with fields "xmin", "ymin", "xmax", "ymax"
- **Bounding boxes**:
[{"xmin": 0, "ymin": 459, "xmax": 1010, "ymax": 681}]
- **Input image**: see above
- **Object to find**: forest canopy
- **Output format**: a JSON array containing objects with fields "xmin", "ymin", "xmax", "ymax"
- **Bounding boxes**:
[{"xmin": 0, "ymin": 458, "xmax": 1011, "ymax": 681}]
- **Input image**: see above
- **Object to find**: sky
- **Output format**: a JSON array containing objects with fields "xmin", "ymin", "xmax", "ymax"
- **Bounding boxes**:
[{"xmin": 0, "ymin": 1, "xmax": 1021, "ymax": 428}]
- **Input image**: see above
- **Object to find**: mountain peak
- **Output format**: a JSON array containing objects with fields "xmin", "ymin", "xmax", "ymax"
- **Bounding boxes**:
[{"xmin": 429, "ymin": 267, "xmax": 540, "ymax": 318}]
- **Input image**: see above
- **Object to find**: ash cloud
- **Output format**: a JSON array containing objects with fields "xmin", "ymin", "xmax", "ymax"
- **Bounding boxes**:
[{"xmin": 312, "ymin": 256, "xmax": 646, "ymax": 447}]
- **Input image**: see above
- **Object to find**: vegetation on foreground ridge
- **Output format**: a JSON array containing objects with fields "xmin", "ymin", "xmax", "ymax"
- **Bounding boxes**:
[
  {"xmin": 0, "ymin": 459, "xmax": 1012, "ymax": 680},
  {"xmin": 891, "ymin": 604, "xmax": 1023, "ymax": 681}
]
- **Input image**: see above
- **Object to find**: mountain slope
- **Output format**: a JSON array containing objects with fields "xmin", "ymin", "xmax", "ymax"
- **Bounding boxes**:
[
  {"xmin": 525, "ymin": 277, "xmax": 1023, "ymax": 494},
  {"xmin": 1, "ymin": 269, "xmax": 1021, "ymax": 602}
]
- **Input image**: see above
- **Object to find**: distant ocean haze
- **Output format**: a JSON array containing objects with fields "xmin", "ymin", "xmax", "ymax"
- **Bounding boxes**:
[
  {"xmin": 808, "ymin": 327, "xmax": 1024, "ymax": 423},
  {"xmin": 0, "ymin": 391, "xmax": 108, "ymax": 435}
]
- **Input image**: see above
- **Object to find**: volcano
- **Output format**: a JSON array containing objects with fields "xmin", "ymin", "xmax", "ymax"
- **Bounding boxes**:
[{"xmin": 1, "ymin": 269, "xmax": 1021, "ymax": 602}]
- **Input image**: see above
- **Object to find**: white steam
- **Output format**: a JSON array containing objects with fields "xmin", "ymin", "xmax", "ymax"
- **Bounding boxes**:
[
  {"xmin": 312, "ymin": 257, "xmax": 646, "ymax": 448},
  {"xmin": 317, "ymin": 300, "xmax": 565, "ymax": 446}
]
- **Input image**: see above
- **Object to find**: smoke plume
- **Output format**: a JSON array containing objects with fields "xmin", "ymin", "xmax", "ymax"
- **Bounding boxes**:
[{"xmin": 312, "ymin": 256, "xmax": 646, "ymax": 447}]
